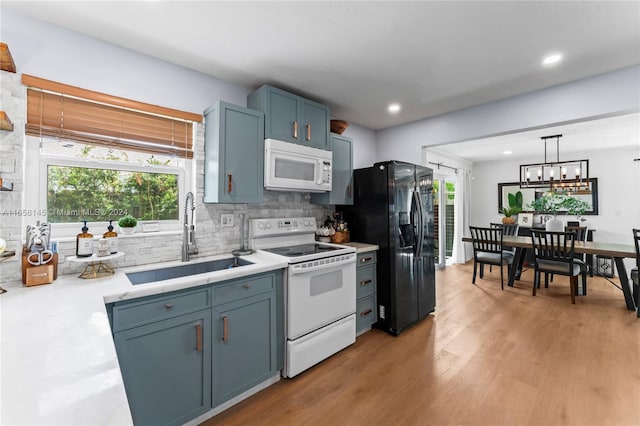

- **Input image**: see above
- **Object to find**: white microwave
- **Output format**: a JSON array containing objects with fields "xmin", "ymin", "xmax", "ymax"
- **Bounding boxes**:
[{"xmin": 264, "ymin": 138, "xmax": 332, "ymax": 192}]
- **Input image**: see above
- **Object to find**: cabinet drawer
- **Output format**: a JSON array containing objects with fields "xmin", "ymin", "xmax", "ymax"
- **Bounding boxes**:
[
  {"xmin": 356, "ymin": 294, "xmax": 377, "ymax": 334},
  {"xmin": 356, "ymin": 263, "xmax": 376, "ymax": 299},
  {"xmin": 112, "ymin": 287, "xmax": 210, "ymax": 332},
  {"xmin": 213, "ymin": 273, "xmax": 275, "ymax": 305},
  {"xmin": 357, "ymin": 251, "xmax": 377, "ymax": 266}
]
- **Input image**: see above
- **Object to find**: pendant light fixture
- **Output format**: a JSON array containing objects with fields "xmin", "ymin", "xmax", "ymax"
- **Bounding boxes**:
[{"xmin": 519, "ymin": 134, "xmax": 589, "ymax": 192}]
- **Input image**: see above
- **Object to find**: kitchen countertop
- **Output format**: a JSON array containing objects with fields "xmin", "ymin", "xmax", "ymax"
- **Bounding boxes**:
[
  {"xmin": 343, "ymin": 242, "xmax": 379, "ymax": 253},
  {"xmin": 0, "ymin": 250, "xmax": 288, "ymax": 425}
]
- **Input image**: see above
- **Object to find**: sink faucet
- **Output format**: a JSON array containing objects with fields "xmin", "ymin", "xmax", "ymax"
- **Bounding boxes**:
[{"xmin": 182, "ymin": 191, "xmax": 198, "ymax": 261}]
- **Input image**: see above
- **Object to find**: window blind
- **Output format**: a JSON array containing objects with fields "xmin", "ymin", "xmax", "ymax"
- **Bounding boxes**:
[{"xmin": 23, "ymin": 75, "xmax": 201, "ymax": 159}]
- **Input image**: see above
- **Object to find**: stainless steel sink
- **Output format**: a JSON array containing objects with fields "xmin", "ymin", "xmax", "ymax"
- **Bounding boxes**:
[{"xmin": 126, "ymin": 257, "xmax": 253, "ymax": 285}]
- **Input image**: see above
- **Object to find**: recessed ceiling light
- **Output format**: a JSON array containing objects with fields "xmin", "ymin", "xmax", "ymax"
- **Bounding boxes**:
[
  {"xmin": 388, "ymin": 103, "xmax": 401, "ymax": 114},
  {"xmin": 542, "ymin": 53, "xmax": 563, "ymax": 66},
  {"xmin": 503, "ymin": 150, "xmax": 512, "ymax": 155}
]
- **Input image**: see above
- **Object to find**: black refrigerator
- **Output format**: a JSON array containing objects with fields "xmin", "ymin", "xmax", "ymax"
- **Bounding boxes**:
[{"xmin": 340, "ymin": 161, "xmax": 435, "ymax": 335}]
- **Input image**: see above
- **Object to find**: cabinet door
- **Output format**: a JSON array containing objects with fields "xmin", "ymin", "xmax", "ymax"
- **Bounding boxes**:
[
  {"xmin": 356, "ymin": 293, "xmax": 377, "ymax": 335},
  {"xmin": 265, "ymin": 87, "xmax": 299, "ymax": 143},
  {"xmin": 301, "ymin": 100, "xmax": 330, "ymax": 149},
  {"xmin": 310, "ymin": 134, "xmax": 353, "ymax": 205},
  {"xmin": 203, "ymin": 101, "xmax": 264, "ymax": 204},
  {"xmin": 114, "ymin": 310, "xmax": 212, "ymax": 426},
  {"xmin": 212, "ymin": 292, "xmax": 276, "ymax": 406}
]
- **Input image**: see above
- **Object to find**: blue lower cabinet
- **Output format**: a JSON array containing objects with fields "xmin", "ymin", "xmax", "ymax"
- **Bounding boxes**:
[
  {"xmin": 356, "ymin": 251, "xmax": 378, "ymax": 335},
  {"xmin": 107, "ymin": 270, "xmax": 284, "ymax": 426},
  {"xmin": 111, "ymin": 270, "xmax": 284, "ymax": 424},
  {"xmin": 114, "ymin": 310, "xmax": 212, "ymax": 426},
  {"xmin": 212, "ymin": 292, "xmax": 277, "ymax": 406}
]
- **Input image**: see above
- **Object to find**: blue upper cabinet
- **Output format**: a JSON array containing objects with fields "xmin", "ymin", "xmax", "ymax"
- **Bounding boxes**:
[
  {"xmin": 301, "ymin": 100, "xmax": 330, "ymax": 149},
  {"xmin": 262, "ymin": 87, "xmax": 299, "ymax": 144},
  {"xmin": 203, "ymin": 101, "xmax": 264, "ymax": 203},
  {"xmin": 248, "ymin": 85, "xmax": 330, "ymax": 150},
  {"xmin": 311, "ymin": 133, "xmax": 354, "ymax": 205}
]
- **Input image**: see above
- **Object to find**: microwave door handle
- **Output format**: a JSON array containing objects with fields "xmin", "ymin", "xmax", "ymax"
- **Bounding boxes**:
[{"xmin": 316, "ymin": 160, "xmax": 322, "ymax": 185}]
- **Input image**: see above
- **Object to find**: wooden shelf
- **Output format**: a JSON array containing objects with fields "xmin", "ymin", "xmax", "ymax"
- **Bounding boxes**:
[
  {"xmin": 0, "ymin": 111, "xmax": 14, "ymax": 132},
  {"xmin": 1, "ymin": 43, "xmax": 16, "ymax": 73}
]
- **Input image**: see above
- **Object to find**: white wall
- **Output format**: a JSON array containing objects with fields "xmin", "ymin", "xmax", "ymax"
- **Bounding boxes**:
[
  {"xmin": 376, "ymin": 65, "xmax": 640, "ymax": 163},
  {"xmin": 1, "ymin": 8, "xmax": 249, "ymax": 113},
  {"xmin": 470, "ymin": 145, "xmax": 640, "ymax": 272},
  {"xmin": 342, "ymin": 123, "xmax": 377, "ymax": 169},
  {"xmin": 470, "ymin": 146, "xmax": 640, "ymax": 242}
]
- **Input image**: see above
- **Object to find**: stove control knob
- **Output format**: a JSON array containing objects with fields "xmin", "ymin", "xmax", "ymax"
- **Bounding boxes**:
[
  {"xmin": 258, "ymin": 223, "xmax": 265, "ymax": 229},
  {"xmin": 266, "ymin": 223, "xmax": 272, "ymax": 229},
  {"xmin": 303, "ymin": 220, "xmax": 311, "ymax": 226}
]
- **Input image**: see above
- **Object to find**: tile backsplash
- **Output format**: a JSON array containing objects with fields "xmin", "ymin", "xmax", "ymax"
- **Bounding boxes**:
[{"xmin": 52, "ymin": 189, "xmax": 332, "ymax": 277}]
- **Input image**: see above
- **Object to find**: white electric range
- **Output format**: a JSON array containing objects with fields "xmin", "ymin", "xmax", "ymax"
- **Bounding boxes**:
[{"xmin": 249, "ymin": 217, "xmax": 356, "ymax": 378}]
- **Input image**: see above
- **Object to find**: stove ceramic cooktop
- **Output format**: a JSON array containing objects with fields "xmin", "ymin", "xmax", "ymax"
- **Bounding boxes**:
[{"xmin": 262, "ymin": 243, "xmax": 342, "ymax": 258}]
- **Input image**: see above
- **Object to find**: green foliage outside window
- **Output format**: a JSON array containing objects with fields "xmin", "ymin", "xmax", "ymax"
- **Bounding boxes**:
[
  {"xmin": 47, "ymin": 147, "xmax": 178, "ymax": 223},
  {"xmin": 432, "ymin": 180, "xmax": 455, "ymax": 202}
]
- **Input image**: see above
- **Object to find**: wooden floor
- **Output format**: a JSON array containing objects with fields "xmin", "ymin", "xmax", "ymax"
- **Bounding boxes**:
[{"xmin": 202, "ymin": 262, "xmax": 640, "ymax": 426}]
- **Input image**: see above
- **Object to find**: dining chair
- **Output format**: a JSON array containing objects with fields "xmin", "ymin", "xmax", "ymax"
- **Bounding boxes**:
[
  {"xmin": 565, "ymin": 225, "xmax": 589, "ymax": 294},
  {"xmin": 530, "ymin": 230, "xmax": 580, "ymax": 304},
  {"xmin": 490, "ymin": 222, "xmax": 520, "ymax": 236},
  {"xmin": 632, "ymin": 229, "xmax": 639, "ymax": 304},
  {"xmin": 469, "ymin": 226, "xmax": 514, "ymax": 290},
  {"xmin": 489, "ymin": 223, "xmax": 519, "ymax": 272}
]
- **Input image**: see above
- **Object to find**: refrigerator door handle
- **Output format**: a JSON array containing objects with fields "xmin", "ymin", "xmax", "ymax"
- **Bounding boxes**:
[
  {"xmin": 415, "ymin": 190, "xmax": 425, "ymax": 258},
  {"xmin": 411, "ymin": 190, "xmax": 421, "ymax": 257}
]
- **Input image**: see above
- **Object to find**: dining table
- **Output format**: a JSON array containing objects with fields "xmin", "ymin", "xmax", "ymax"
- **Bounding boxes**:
[{"xmin": 462, "ymin": 234, "xmax": 638, "ymax": 316}]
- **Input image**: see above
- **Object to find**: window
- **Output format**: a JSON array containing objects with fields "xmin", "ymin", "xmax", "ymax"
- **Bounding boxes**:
[
  {"xmin": 22, "ymin": 75, "xmax": 201, "ymax": 236},
  {"xmin": 46, "ymin": 151, "xmax": 179, "ymax": 224}
]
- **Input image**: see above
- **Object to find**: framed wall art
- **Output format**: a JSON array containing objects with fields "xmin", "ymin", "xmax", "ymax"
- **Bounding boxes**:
[{"xmin": 517, "ymin": 213, "xmax": 533, "ymax": 228}]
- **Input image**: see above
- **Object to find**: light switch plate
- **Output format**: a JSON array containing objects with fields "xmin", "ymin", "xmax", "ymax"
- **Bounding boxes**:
[{"xmin": 221, "ymin": 214, "xmax": 234, "ymax": 227}]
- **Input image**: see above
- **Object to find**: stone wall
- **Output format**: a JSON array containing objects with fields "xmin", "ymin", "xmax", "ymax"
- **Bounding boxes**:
[{"xmin": 0, "ymin": 70, "xmax": 25, "ymax": 284}]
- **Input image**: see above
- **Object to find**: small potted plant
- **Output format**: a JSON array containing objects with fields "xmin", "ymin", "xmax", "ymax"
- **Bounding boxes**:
[
  {"xmin": 528, "ymin": 192, "xmax": 565, "ymax": 230},
  {"xmin": 118, "ymin": 215, "xmax": 138, "ymax": 235},
  {"xmin": 501, "ymin": 191, "xmax": 523, "ymax": 224}
]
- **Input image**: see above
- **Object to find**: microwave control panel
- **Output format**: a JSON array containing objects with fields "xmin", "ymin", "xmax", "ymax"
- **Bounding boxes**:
[{"xmin": 320, "ymin": 161, "xmax": 332, "ymax": 185}]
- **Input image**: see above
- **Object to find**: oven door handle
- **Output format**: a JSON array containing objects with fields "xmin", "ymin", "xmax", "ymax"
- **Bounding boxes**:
[{"xmin": 288, "ymin": 257, "xmax": 355, "ymax": 275}]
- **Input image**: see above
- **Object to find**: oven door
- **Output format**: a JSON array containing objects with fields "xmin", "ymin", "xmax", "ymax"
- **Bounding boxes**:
[{"xmin": 287, "ymin": 255, "xmax": 356, "ymax": 340}]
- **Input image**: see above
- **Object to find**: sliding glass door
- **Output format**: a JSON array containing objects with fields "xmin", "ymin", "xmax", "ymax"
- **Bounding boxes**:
[{"xmin": 433, "ymin": 177, "xmax": 455, "ymax": 268}]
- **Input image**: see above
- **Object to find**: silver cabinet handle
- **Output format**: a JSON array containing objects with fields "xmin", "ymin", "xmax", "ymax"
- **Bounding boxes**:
[
  {"xmin": 360, "ymin": 309, "xmax": 373, "ymax": 317},
  {"xmin": 293, "ymin": 120, "xmax": 298, "ymax": 138},
  {"xmin": 360, "ymin": 257, "xmax": 373, "ymax": 263},
  {"xmin": 359, "ymin": 279, "xmax": 372, "ymax": 286},
  {"xmin": 165, "ymin": 303, "xmax": 173, "ymax": 310},
  {"xmin": 306, "ymin": 124, "xmax": 311, "ymax": 141}
]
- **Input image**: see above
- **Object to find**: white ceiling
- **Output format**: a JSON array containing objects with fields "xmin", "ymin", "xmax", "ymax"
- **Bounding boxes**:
[
  {"xmin": 432, "ymin": 112, "xmax": 640, "ymax": 163},
  {"xmin": 3, "ymin": 1, "xmax": 640, "ymax": 130}
]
